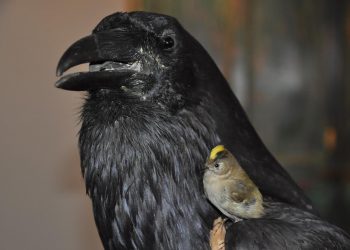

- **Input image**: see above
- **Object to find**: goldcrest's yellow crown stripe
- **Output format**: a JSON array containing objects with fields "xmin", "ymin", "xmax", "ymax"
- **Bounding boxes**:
[{"xmin": 209, "ymin": 145, "xmax": 225, "ymax": 160}]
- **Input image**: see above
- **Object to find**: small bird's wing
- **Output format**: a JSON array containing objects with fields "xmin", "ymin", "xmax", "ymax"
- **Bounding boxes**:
[
  {"xmin": 219, "ymin": 178, "xmax": 262, "ymax": 220},
  {"xmin": 225, "ymin": 179, "xmax": 255, "ymax": 203}
]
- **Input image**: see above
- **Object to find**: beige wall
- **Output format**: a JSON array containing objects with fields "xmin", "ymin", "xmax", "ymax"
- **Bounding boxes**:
[{"xmin": 0, "ymin": 1, "xmax": 135, "ymax": 249}]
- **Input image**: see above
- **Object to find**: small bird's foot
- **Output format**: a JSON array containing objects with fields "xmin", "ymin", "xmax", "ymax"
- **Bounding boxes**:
[{"xmin": 210, "ymin": 217, "xmax": 226, "ymax": 250}]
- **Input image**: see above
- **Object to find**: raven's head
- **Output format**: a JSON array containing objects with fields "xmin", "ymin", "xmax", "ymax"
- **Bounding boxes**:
[{"xmin": 56, "ymin": 11, "xmax": 218, "ymax": 112}]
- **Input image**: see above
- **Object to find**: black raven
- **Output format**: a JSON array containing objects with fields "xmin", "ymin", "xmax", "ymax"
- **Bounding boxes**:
[{"xmin": 56, "ymin": 11, "xmax": 350, "ymax": 249}]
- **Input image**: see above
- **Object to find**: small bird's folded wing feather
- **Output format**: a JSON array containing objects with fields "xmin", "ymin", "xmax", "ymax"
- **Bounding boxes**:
[{"xmin": 225, "ymin": 179, "xmax": 255, "ymax": 204}]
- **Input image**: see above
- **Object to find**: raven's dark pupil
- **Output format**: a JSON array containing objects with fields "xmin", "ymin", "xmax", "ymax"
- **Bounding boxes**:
[
  {"xmin": 161, "ymin": 36, "xmax": 174, "ymax": 49},
  {"xmin": 215, "ymin": 163, "xmax": 219, "ymax": 168}
]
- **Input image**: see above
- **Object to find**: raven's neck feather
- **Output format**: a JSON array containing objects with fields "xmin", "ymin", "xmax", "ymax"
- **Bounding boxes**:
[{"xmin": 79, "ymin": 95, "xmax": 220, "ymax": 249}]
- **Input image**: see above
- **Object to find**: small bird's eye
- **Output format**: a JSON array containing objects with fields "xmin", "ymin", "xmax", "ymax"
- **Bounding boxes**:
[
  {"xmin": 160, "ymin": 36, "xmax": 175, "ymax": 50},
  {"xmin": 214, "ymin": 163, "xmax": 220, "ymax": 168}
]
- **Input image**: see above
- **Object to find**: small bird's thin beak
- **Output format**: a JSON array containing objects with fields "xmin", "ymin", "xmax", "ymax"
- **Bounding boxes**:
[{"xmin": 201, "ymin": 164, "xmax": 210, "ymax": 173}]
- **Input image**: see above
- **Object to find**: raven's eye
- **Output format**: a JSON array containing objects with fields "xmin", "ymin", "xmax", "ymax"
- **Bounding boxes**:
[
  {"xmin": 160, "ymin": 36, "xmax": 175, "ymax": 50},
  {"xmin": 214, "ymin": 163, "xmax": 220, "ymax": 168}
]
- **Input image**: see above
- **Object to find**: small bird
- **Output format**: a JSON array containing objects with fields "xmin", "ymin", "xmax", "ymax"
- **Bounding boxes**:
[{"xmin": 204, "ymin": 145, "xmax": 264, "ymax": 222}]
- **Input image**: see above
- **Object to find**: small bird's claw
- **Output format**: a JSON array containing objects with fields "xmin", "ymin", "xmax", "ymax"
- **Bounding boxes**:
[{"xmin": 210, "ymin": 217, "xmax": 226, "ymax": 250}]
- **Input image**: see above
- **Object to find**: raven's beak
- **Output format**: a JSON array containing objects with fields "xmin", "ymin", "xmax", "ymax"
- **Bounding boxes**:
[{"xmin": 56, "ymin": 30, "xmax": 144, "ymax": 91}]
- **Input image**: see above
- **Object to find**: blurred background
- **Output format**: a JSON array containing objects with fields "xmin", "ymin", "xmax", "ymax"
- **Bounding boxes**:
[{"xmin": 0, "ymin": 0, "xmax": 349, "ymax": 249}]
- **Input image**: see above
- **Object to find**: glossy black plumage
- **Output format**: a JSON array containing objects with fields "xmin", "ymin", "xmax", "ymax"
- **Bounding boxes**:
[{"xmin": 56, "ymin": 11, "xmax": 350, "ymax": 249}]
